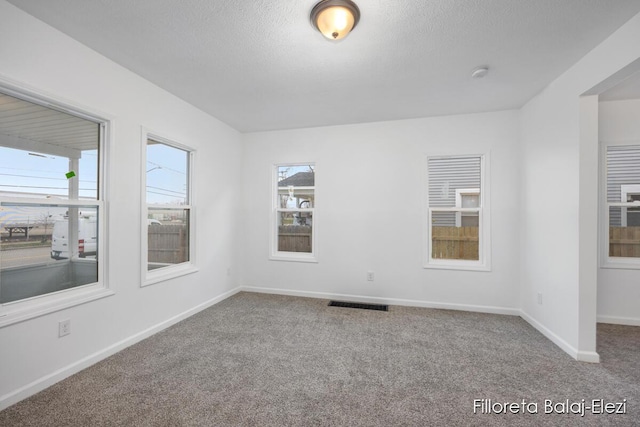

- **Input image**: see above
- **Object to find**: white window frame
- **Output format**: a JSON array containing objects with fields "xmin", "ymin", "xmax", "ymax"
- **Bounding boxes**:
[
  {"xmin": 600, "ymin": 141, "xmax": 640, "ymax": 269},
  {"xmin": 141, "ymin": 130, "xmax": 197, "ymax": 286},
  {"xmin": 424, "ymin": 154, "xmax": 491, "ymax": 271},
  {"xmin": 0, "ymin": 81, "xmax": 111, "ymax": 328},
  {"xmin": 270, "ymin": 162, "xmax": 317, "ymax": 263}
]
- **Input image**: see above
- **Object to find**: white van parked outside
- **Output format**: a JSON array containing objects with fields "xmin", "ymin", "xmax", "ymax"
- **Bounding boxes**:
[{"xmin": 51, "ymin": 216, "xmax": 97, "ymax": 260}]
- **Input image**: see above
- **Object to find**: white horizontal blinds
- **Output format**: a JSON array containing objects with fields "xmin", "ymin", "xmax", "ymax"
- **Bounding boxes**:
[
  {"xmin": 607, "ymin": 145, "xmax": 640, "ymax": 202},
  {"xmin": 428, "ymin": 156, "xmax": 481, "ymax": 226},
  {"xmin": 607, "ymin": 145, "xmax": 640, "ymax": 226}
]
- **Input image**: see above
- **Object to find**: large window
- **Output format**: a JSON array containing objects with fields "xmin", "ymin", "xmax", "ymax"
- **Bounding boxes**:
[
  {"xmin": 602, "ymin": 143, "xmax": 640, "ymax": 267},
  {"xmin": 426, "ymin": 155, "xmax": 490, "ymax": 270},
  {"xmin": 0, "ymin": 86, "xmax": 107, "ymax": 324},
  {"xmin": 142, "ymin": 133, "xmax": 195, "ymax": 285},
  {"xmin": 272, "ymin": 163, "xmax": 316, "ymax": 262}
]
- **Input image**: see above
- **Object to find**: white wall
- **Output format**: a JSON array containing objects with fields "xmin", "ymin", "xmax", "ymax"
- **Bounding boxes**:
[
  {"xmin": 519, "ymin": 12, "xmax": 640, "ymax": 361},
  {"xmin": 2, "ymin": 0, "xmax": 640, "ymax": 410},
  {"xmin": 0, "ymin": 1, "xmax": 242, "ymax": 408},
  {"xmin": 598, "ymin": 98, "xmax": 640, "ymax": 325},
  {"xmin": 241, "ymin": 111, "xmax": 521, "ymax": 313}
]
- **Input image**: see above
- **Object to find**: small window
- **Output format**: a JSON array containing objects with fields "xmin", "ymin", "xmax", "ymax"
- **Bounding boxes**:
[
  {"xmin": 0, "ymin": 87, "xmax": 108, "ymax": 324},
  {"xmin": 142, "ymin": 134, "xmax": 195, "ymax": 284},
  {"xmin": 603, "ymin": 144, "xmax": 640, "ymax": 267},
  {"xmin": 426, "ymin": 155, "xmax": 490, "ymax": 270},
  {"xmin": 271, "ymin": 163, "xmax": 316, "ymax": 262}
]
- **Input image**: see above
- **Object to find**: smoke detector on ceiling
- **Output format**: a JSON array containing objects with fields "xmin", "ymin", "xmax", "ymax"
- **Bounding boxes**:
[{"xmin": 471, "ymin": 67, "xmax": 489, "ymax": 79}]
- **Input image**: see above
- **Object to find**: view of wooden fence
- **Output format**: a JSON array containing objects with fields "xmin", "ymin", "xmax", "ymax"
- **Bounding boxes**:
[
  {"xmin": 148, "ymin": 224, "xmax": 188, "ymax": 264},
  {"xmin": 432, "ymin": 226, "xmax": 479, "ymax": 260},
  {"xmin": 609, "ymin": 226, "xmax": 640, "ymax": 258},
  {"xmin": 278, "ymin": 225, "xmax": 312, "ymax": 253}
]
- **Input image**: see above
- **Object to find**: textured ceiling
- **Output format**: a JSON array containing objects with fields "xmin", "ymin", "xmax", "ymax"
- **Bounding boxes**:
[{"xmin": 7, "ymin": 0, "xmax": 640, "ymax": 132}]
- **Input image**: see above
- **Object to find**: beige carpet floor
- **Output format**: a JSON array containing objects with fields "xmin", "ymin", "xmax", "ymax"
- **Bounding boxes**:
[{"xmin": 1, "ymin": 292, "xmax": 638, "ymax": 426}]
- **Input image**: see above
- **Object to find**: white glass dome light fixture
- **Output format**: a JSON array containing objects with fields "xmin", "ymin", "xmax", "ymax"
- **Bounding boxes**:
[{"xmin": 311, "ymin": 0, "xmax": 360, "ymax": 41}]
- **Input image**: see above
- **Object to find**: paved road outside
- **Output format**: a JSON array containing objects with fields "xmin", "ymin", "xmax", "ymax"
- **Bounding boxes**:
[{"xmin": 0, "ymin": 246, "xmax": 55, "ymax": 268}]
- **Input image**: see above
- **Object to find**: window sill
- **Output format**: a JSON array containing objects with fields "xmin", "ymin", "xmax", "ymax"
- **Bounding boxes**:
[
  {"xmin": 423, "ymin": 262, "xmax": 491, "ymax": 272},
  {"xmin": 0, "ymin": 286, "xmax": 114, "ymax": 328},
  {"xmin": 600, "ymin": 260, "xmax": 640, "ymax": 270},
  {"xmin": 142, "ymin": 263, "xmax": 199, "ymax": 287},
  {"xmin": 269, "ymin": 253, "xmax": 318, "ymax": 263}
]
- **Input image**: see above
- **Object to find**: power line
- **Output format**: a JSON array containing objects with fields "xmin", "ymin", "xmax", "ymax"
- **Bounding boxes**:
[
  {"xmin": 146, "ymin": 188, "xmax": 185, "ymax": 196},
  {"xmin": 147, "ymin": 161, "xmax": 186, "ymax": 175},
  {"xmin": 146, "ymin": 189, "xmax": 187, "ymax": 200},
  {"xmin": 146, "ymin": 185, "xmax": 186, "ymax": 195},
  {"xmin": 0, "ymin": 166, "xmax": 69, "ymax": 175},
  {"xmin": 0, "ymin": 172, "xmax": 96, "ymax": 182},
  {"xmin": 0, "ymin": 184, "xmax": 96, "ymax": 190}
]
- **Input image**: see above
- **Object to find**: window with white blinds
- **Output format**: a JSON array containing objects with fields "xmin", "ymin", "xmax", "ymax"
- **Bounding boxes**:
[
  {"xmin": 426, "ymin": 155, "xmax": 490, "ymax": 270},
  {"xmin": 602, "ymin": 143, "xmax": 640, "ymax": 267}
]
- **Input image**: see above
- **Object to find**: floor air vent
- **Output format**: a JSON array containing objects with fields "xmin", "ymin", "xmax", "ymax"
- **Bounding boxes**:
[{"xmin": 328, "ymin": 300, "xmax": 389, "ymax": 311}]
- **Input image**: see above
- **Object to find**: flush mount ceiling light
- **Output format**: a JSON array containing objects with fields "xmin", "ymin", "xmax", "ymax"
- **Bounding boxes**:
[{"xmin": 311, "ymin": 0, "xmax": 360, "ymax": 41}]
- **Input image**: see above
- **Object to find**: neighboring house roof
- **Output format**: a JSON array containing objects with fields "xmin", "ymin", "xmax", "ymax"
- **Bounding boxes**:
[{"xmin": 278, "ymin": 172, "xmax": 314, "ymax": 187}]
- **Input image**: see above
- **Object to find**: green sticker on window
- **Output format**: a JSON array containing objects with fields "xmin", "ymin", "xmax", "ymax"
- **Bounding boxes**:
[{"xmin": 65, "ymin": 171, "xmax": 76, "ymax": 179}]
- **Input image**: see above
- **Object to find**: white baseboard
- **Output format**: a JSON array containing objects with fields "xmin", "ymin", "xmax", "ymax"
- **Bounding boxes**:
[
  {"xmin": 0, "ymin": 286, "xmax": 241, "ymax": 411},
  {"xmin": 597, "ymin": 315, "xmax": 640, "ymax": 327},
  {"xmin": 240, "ymin": 286, "xmax": 521, "ymax": 316},
  {"xmin": 519, "ymin": 309, "xmax": 600, "ymax": 363},
  {"xmin": 576, "ymin": 351, "xmax": 601, "ymax": 363}
]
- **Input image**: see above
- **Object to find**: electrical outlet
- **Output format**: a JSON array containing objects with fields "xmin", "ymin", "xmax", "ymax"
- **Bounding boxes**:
[
  {"xmin": 58, "ymin": 319, "xmax": 71, "ymax": 337},
  {"xmin": 227, "ymin": 267, "xmax": 231, "ymax": 277},
  {"xmin": 537, "ymin": 293, "xmax": 543, "ymax": 305},
  {"xmin": 367, "ymin": 271, "xmax": 375, "ymax": 281}
]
